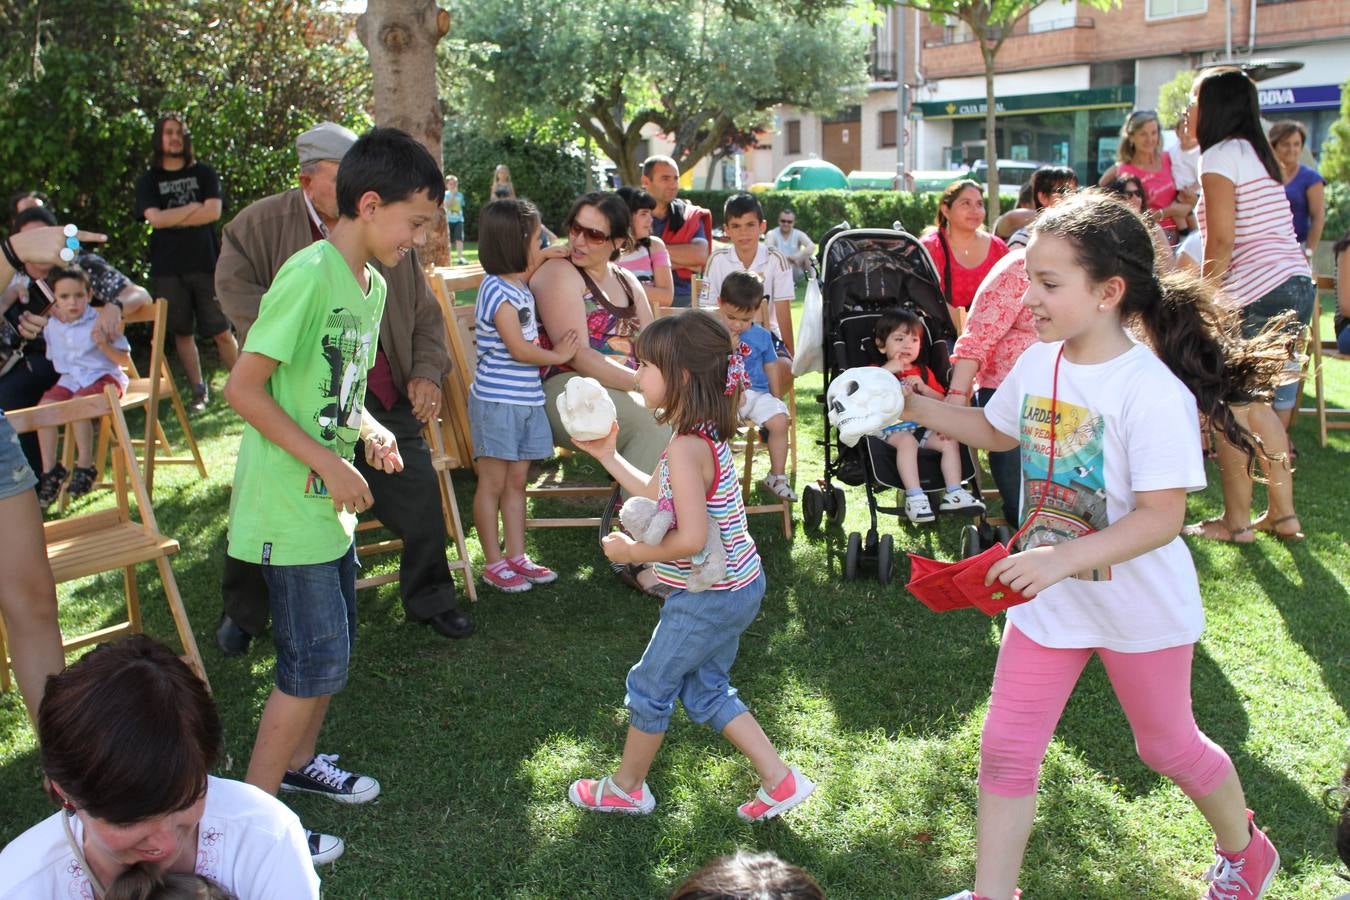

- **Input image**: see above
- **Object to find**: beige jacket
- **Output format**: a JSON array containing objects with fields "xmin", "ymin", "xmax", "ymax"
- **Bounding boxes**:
[{"xmin": 216, "ymin": 188, "xmax": 450, "ymax": 390}]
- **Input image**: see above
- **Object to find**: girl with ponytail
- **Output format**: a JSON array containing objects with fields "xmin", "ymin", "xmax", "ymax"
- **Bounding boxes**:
[{"xmin": 905, "ymin": 193, "xmax": 1285, "ymax": 900}]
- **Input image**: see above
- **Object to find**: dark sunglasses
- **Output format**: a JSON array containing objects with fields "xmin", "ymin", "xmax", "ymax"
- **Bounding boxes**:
[
  {"xmin": 779, "ymin": 218, "xmax": 794, "ymax": 224},
  {"xmin": 568, "ymin": 223, "xmax": 611, "ymax": 243}
]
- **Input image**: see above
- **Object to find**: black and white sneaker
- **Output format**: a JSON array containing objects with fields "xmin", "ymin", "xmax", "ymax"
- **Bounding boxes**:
[
  {"xmin": 304, "ymin": 828, "xmax": 345, "ymax": 866},
  {"xmin": 281, "ymin": 753, "xmax": 381, "ymax": 804}
]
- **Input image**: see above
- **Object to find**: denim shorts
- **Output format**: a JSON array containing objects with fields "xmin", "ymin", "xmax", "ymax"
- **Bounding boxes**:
[
  {"xmin": 469, "ymin": 394, "xmax": 553, "ymax": 461},
  {"xmin": 0, "ymin": 413, "xmax": 36, "ymax": 500},
  {"xmin": 625, "ymin": 570, "xmax": 766, "ymax": 734},
  {"xmin": 263, "ymin": 542, "xmax": 358, "ymax": 697},
  {"xmin": 1239, "ymin": 275, "xmax": 1315, "ymax": 410}
]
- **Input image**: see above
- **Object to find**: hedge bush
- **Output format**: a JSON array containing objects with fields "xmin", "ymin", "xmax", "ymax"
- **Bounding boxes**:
[
  {"xmin": 679, "ymin": 190, "xmax": 941, "ymax": 242},
  {"xmin": 442, "ymin": 121, "xmax": 590, "ymax": 241}
]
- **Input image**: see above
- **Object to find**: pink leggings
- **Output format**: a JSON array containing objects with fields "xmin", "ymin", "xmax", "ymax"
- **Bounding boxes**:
[{"xmin": 979, "ymin": 624, "xmax": 1233, "ymax": 798}]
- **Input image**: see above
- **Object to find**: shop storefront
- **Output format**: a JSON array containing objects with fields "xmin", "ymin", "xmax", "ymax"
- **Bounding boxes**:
[
  {"xmin": 914, "ymin": 86, "xmax": 1135, "ymax": 187},
  {"xmin": 1257, "ymin": 83, "xmax": 1342, "ymax": 154}
]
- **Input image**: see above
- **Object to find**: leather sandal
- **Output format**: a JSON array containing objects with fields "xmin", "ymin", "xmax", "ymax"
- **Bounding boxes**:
[
  {"xmin": 1182, "ymin": 518, "xmax": 1256, "ymax": 543},
  {"xmin": 1255, "ymin": 514, "xmax": 1305, "ymax": 543}
]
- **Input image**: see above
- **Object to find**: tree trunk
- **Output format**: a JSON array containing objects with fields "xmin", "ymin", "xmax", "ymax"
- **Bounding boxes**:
[
  {"xmin": 983, "ymin": 47, "xmax": 1001, "ymax": 226},
  {"xmin": 358, "ymin": 0, "xmax": 451, "ymax": 265}
]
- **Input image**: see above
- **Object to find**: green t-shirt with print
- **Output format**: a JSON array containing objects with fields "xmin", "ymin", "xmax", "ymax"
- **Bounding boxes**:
[{"xmin": 227, "ymin": 240, "xmax": 387, "ymax": 566}]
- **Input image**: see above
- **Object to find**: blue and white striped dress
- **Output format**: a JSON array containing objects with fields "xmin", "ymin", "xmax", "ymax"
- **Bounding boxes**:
[
  {"xmin": 653, "ymin": 432, "xmax": 762, "ymax": 591},
  {"xmin": 471, "ymin": 275, "xmax": 545, "ymax": 405}
]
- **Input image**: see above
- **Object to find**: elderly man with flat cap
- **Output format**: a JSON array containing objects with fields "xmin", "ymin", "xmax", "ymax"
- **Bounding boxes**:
[{"xmin": 214, "ymin": 122, "xmax": 472, "ymax": 653}]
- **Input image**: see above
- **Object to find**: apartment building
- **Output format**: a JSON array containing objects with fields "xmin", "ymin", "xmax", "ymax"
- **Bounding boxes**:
[{"xmin": 773, "ymin": 0, "xmax": 1348, "ymax": 187}]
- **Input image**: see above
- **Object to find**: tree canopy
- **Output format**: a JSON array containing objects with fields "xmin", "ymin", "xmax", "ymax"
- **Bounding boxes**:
[
  {"xmin": 0, "ymin": 0, "xmax": 369, "ymax": 278},
  {"xmin": 452, "ymin": 0, "xmax": 873, "ymax": 184}
]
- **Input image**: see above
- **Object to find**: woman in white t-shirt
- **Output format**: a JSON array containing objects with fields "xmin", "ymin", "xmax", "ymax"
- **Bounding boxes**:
[
  {"xmin": 0, "ymin": 636, "xmax": 318, "ymax": 900},
  {"xmin": 1185, "ymin": 66, "xmax": 1314, "ymax": 545},
  {"xmin": 902, "ymin": 195, "xmax": 1288, "ymax": 900}
]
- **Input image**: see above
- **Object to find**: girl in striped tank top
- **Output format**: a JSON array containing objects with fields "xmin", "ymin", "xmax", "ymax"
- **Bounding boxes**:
[{"xmin": 567, "ymin": 312, "xmax": 815, "ymax": 822}]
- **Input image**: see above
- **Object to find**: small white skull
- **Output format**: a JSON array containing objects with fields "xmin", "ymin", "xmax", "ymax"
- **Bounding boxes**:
[
  {"xmin": 827, "ymin": 367, "xmax": 905, "ymax": 447},
  {"xmin": 556, "ymin": 376, "xmax": 617, "ymax": 442}
]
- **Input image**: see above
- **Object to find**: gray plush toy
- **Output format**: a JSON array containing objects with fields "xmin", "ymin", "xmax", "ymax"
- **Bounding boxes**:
[{"xmin": 619, "ymin": 496, "xmax": 726, "ymax": 593}]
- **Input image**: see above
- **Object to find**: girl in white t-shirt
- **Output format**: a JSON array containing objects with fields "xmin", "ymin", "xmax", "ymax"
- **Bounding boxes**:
[{"xmin": 905, "ymin": 194, "xmax": 1288, "ymax": 900}]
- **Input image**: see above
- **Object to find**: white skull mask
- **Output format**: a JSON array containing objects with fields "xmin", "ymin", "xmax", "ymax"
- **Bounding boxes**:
[
  {"xmin": 556, "ymin": 376, "xmax": 618, "ymax": 442},
  {"xmin": 827, "ymin": 366, "xmax": 905, "ymax": 447}
]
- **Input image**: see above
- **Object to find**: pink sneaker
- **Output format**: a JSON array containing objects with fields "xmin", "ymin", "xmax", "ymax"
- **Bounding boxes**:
[
  {"xmin": 1203, "ymin": 809, "xmax": 1279, "ymax": 899},
  {"xmin": 737, "ymin": 766, "xmax": 816, "ymax": 822},
  {"xmin": 568, "ymin": 776, "xmax": 655, "ymax": 815},
  {"xmin": 483, "ymin": 561, "xmax": 531, "ymax": 593},
  {"xmin": 506, "ymin": 555, "xmax": 558, "ymax": 584}
]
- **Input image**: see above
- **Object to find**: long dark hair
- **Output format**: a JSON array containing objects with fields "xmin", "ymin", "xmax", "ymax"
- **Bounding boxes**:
[
  {"xmin": 1033, "ymin": 193, "xmax": 1291, "ymax": 466},
  {"xmin": 563, "ymin": 191, "xmax": 631, "ymax": 261},
  {"xmin": 151, "ymin": 113, "xmax": 195, "ymax": 168},
  {"xmin": 1105, "ymin": 173, "xmax": 1148, "ymax": 210},
  {"xmin": 634, "ymin": 312, "xmax": 738, "ymax": 441},
  {"xmin": 1194, "ymin": 67, "xmax": 1282, "ymax": 183}
]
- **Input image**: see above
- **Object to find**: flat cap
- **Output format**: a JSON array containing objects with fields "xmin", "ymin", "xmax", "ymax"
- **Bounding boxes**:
[{"xmin": 296, "ymin": 122, "xmax": 357, "ymax": 165}]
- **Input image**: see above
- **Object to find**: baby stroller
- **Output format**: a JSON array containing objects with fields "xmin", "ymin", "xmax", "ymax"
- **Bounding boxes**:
[{"xmin": 799, "ymin": 223, "xmax": 1006, "ymax": 584}]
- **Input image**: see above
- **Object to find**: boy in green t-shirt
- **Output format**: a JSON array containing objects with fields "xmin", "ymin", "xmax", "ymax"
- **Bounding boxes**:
[{"xmin": 224, "ymin": 127, "xmax": 445, "ymax": 866}]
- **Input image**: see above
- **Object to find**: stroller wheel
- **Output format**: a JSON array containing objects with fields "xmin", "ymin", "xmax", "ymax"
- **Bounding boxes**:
[
  {"xmin": 827, "ymin": 486, "xmax": 847, "ymax": 525},
  {"xmin": 960, "ymin": 524, "xmax": 984, "ymax": 559},
  {"xmin": 994, "ymin": 524, "xmax": 1014, "ymax": 546},
  {"xmin": 802, "ymin": 485, "xmax": 824, "ymax": 530},
  {"xmin": 877, "ymin": 534, "xmax": 894, "ymax": 586},
  {"xmin": 845, "ymin": 531, "xmax": 861, "ymax": 580},
  {"xmin": 865, "ymin": 528, "xmax": 878, "ymax": 553}
]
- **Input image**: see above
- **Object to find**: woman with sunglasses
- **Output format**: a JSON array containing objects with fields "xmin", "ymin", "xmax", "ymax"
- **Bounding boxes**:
[
  {"xmin": 1099, "ymin": 109, "xmax": 1193, "ymax": 242},
  {"xmin": 1104, "ymin": 174, "xmax": 1176, "ymax": 272},
  {"xmin": 531, "ymin": 192, "xmax": 672, "ymax": 598}
]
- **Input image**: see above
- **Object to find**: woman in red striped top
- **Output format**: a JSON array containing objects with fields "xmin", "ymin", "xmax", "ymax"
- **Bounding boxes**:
[{"xmin": 1184, "ymin": 66, "xmax": 1314, "ymax": 545}]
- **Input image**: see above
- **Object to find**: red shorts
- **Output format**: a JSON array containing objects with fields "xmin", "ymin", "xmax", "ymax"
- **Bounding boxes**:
[{"xmin": 40, "ymin": 375, "xmax": 123, "ymax": 404}]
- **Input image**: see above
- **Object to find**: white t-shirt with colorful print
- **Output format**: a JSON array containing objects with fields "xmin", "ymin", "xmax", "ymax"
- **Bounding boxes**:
[
  {"xmin": 983, "ymin": 340, "xmax": 1207, "ymax": 653},
  {"xmin": 0, "ymin": 777, "xmax": 319, "ymax": 899}
]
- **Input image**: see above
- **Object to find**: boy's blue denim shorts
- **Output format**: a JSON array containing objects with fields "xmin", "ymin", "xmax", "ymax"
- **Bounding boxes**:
[
  {"xmin": 0, "ymin": 413, "xmax": 36, "ymax": 501},
  {"xmin": 625, "ymin": 570, "xmax": 766, "ymax": 734},
  {"xmin": 263, "ymin": 543, "xmax": 358, "ymax": 698},
  {"xmin": 469, "ymin": 394, "xmax": 553, "ymax": 461},
  {"xmin": 1238, "ymin": 275, "xmax": 1314, "ymax": 410}
]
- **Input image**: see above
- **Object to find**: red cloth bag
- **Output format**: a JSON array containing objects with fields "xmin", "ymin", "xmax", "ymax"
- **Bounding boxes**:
[{"xmin": 905, "ymin": 348, "xmax": 1064, "ymax": 616}]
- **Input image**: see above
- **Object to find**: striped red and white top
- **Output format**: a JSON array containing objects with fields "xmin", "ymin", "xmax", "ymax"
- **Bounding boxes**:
[
  {"xmin": 653, "ymin": 432, "xmax": 761, "ymax": 592},
  {"xmin": 1197, "ymin": 138, "xmax": 1309, "ymax": 308}
]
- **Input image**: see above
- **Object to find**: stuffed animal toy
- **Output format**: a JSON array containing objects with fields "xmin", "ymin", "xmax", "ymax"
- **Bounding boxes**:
[
  {"xmin": 619, "ymin": 496, "xmax": 726, "ymax": 593},
  {"xmin": 556, "ymin": 376, "xmax": 617, "ymax": 442}
]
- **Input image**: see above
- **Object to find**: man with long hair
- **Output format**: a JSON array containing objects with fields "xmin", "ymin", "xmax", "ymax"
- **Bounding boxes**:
[{"xmin": 134, "ymin": 113, "xmax": 238, "ymax": 411}]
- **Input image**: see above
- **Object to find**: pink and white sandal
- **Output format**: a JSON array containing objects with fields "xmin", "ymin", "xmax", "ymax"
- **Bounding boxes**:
[
  {"xmin": 568, "ymin": 776, "xmax": 656, "ymax": 815},
  {"xmin": 737, "ymin": 767, "xmax": 816, "ymax": 822}
]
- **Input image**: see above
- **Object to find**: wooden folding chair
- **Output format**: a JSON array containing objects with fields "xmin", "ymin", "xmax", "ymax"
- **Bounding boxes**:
[
  {"xmin": 431, "ymin": 269, "xmax": 616, "ymax": 533},
  {"xmin": 91, "ymin": 298, "xmax": 207, "ymax": 497},
  {"xmin": 1297, "ymin": 274, "xmax": 1350, "ymax": 447},
  {"xmin": 0, "ymin": 386, "xmax": 208, "ymax": 691},
  {"xmin": 351, "ymin": 269, "xmax": 478, "ymax": 601}
]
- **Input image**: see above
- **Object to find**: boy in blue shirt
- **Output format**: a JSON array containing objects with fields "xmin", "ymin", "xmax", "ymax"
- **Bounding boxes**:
[
  {"xmin": 716, "ymin": 270, "xmax": 795, "ymax": 500},
  {"xmin": 224, "ymin": 128, "xmax": 444, "ymax": 866}
]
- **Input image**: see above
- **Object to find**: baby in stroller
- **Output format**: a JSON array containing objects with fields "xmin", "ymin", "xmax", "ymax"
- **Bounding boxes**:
[{"xmin": 875, "ymin": 309, "xmax": 984, "ymax": 523}]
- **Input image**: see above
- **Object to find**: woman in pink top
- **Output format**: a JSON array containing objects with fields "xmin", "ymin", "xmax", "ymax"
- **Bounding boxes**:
[
  {"xmin": 1183, "ymin": 66, "xmax": 1313, "ymax": 545},
  {"xmin": 1100, "ymin": 109, "xmax": 1193, "ymax": 240},
  {"xmin": 945, "ymin": 170, "xmax": 1079, "ymax": 521},
  {"xmin": 920, "ymin": 180, "xmax": 1008, "ymax": 316}
]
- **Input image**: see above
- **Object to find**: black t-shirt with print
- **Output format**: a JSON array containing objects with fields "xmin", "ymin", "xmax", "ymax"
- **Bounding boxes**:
[{"xmin": 133, "ymin": 161, "xmax": 222, "ymax": 277}]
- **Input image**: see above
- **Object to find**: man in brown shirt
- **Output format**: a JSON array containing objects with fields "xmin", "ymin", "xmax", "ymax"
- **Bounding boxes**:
[{"xmin": 214, "ymin": 122, "xmax": 472, "ymax": 651}]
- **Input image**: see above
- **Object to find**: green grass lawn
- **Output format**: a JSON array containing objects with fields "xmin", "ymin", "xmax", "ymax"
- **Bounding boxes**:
[{"xmin": 1, "ymin": 291, "xmax": 1348, "ymax": 898}]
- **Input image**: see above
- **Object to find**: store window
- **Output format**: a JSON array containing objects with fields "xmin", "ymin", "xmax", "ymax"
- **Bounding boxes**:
[
  {"xmin": 1146, "ymin": 0, "xmax": 1206, "ymax": 19},
  {"xmin": 879, "ymin": 110, "xmax": 898, "ymax": 148},
  {"xmin": 787, "ymin": 120, "xmax": 802, "ymax": 155}
]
